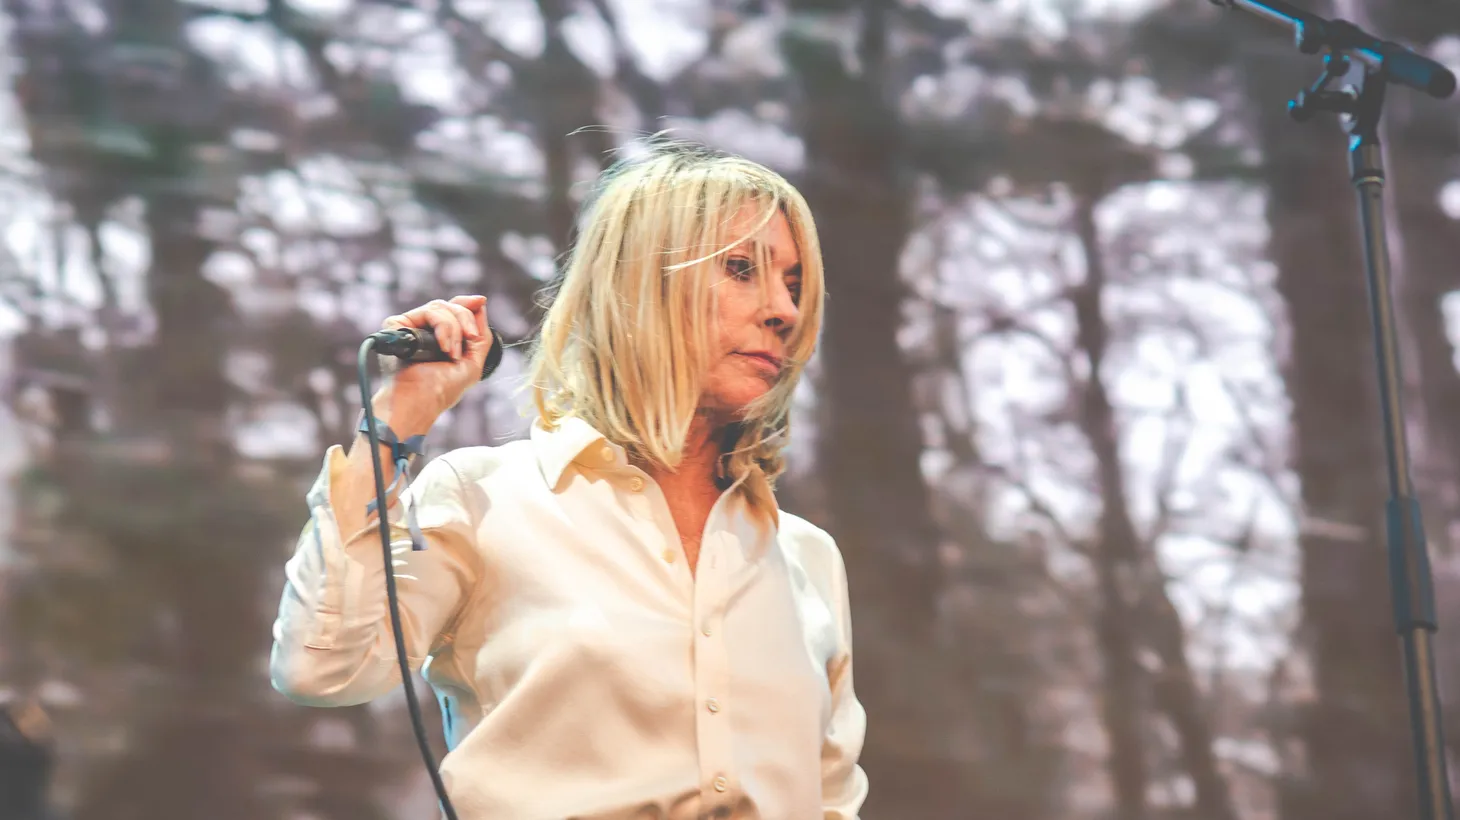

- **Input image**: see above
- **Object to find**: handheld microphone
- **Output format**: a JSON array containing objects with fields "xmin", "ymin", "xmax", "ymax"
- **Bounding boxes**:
[{"xmin": 368, "ymin": 325, "xmax": 506, "ymax": 381}]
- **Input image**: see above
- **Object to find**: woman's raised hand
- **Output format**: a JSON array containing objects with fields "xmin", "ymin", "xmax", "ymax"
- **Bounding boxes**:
[{"xmin": 375, "ymin": 295, "xmax": 494, "ymax": 433}]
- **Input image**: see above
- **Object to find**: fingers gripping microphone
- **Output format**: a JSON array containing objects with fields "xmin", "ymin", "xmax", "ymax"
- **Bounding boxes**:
[{"xmin": 369, "ymin": 326, "xmax": 506, "ymax": 381}]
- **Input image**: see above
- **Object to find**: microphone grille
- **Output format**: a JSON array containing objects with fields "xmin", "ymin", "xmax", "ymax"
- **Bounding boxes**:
[{"xmin": 480, "ymin": 328, "xmax": 506, "ymax": 382}]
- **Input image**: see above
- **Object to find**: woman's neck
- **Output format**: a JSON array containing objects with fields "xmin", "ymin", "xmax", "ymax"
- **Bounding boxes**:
[{"xmin": 642, "ymin": 414, "xmax": 725, "ymax": 499}]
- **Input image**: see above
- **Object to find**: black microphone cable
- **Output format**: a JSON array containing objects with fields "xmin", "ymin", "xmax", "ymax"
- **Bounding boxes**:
[{"xmin": 355, "ymin": 325, "xmax": 503, "ymax": 820}]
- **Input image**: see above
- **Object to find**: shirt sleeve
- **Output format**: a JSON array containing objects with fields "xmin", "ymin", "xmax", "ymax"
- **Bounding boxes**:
[
  {"xmin": 269, "ymin": 444, "xmax": 483, "ymax": 707},
  {"xmin": 820, "ymin": 538, "xmax": 869, "ymax": 819}
]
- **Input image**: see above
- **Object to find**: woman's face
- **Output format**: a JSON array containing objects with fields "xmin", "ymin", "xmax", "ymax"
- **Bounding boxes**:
[{"xmin": 697, "ymin": 205, "xmax": 804, "ymax": 422}]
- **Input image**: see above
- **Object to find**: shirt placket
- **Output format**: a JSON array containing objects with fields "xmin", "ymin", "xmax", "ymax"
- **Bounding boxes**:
[{"xmin": 693, "ymin": 527, "xmax": 736, "ymax": 809}]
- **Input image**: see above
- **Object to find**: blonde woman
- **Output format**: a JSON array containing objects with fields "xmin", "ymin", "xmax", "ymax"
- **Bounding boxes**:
[{"xmin": 270, "ymin": 144, "xmax": 868, "ymax": 819}]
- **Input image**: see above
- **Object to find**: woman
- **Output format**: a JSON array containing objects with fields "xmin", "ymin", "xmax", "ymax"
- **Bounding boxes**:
[{"xmin": 270, "ymin": 144, "xmax": 868, "ymax": 819}]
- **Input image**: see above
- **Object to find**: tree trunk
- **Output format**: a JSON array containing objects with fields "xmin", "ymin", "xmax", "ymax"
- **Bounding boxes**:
[
  {"xmin": 1074, "ymin": 194, "xmax": 1242, "ymax": 818},
  {"xmin": 68, "ymin": 184, "xmax": 276, "ymax": 820},
  {"xmin": 784, "ymin": 2, "xmax": 953, "ymax": 814},
  {"xmin": 531, "ymin": 0, "xmax": 603, "ymax": 248},
  {"xmin": 1242, "ymin": 45, "xmax": 1417, "ymax": 820},
  {"xmin": 1070, "ymin": 194, "xmax": 1152, "ymax": 820}
]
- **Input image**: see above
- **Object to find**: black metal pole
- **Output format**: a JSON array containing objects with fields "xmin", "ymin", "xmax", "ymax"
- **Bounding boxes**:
[
  {"xmin": 1208, "ymin": 1, "xmax": 1458, "ymax": 818},
  {"xmin": 1347, "ymin": 74, "xmax": 1454, "ymax": 820}
]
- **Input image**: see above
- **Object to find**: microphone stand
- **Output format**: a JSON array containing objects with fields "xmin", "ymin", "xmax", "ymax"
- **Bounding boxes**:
[{"xmin": 1210, "ymin": 1, "xmax": 1458, "ymax": 817}]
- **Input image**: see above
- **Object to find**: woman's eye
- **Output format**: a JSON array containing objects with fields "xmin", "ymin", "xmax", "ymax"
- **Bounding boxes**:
[{"xmin": 726, "ymin": 257, "xmax": 754, "ymax": 280}]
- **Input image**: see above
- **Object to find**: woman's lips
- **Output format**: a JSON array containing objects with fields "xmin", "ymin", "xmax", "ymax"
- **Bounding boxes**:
[{"xmin": 736, "ymin": 352, "xmax": 783, "ymax": 373}]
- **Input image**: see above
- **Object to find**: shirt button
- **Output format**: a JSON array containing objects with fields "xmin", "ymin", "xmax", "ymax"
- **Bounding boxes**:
[
  {"xmin": 628, "ymin": 476, "xmax": 645, "ymax": 492},
  {"xmin": 701, "ymin": 625, "xmax": 712, "ymax": 637},
  {"xmin": 662, "ymin": 548, "xmax": 677, "ymax": 564},
  {"xmin": 706, "ymin": 698, "xmax": 720, "ymax": 714},
  {"xmin": 713, "ymin": 776, "xmax": 728, "ymax": 793},
  {"xmin": 599, "ymin": 445, "xmax": 614, "ymax": 463}
]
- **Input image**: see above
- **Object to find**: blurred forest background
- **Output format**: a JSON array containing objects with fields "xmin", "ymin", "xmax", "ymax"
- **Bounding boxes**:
[{"xmin": 3, "ymin": 0, "xmax": 1460, "ymax": 818}]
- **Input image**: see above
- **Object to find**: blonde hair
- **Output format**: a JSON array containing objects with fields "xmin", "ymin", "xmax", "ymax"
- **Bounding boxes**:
[{"xmin": 524, "ymin": 142, "xmax": 825, "ymax": 522}]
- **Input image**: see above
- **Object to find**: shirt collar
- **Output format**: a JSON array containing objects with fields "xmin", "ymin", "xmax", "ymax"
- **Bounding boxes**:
[
  {"xmin": 530, "ymin": 415, "xmax": 621, "ymax": 489},
  {"xmin": 530, "ymin": 415, "xmax": 780, "ymax": 550}
]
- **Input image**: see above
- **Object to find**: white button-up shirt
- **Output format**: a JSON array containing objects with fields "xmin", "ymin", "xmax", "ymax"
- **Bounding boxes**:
[{"xmin": 270, "ymin": 416, "xmax": 868, "ymax": 819}]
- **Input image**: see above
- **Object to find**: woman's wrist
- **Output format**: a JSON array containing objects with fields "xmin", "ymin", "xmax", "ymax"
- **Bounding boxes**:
[{"xmin": 367, "ymin": 388, "xmax": 439, "ymax": 439}]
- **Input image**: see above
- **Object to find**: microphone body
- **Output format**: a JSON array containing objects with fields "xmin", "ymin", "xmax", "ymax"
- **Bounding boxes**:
[
  {"xmin": 1214, "ymin": 0, "xmax": 1456, "ymax": 99},
  {"xmin": 369, "ymin": 326, "xmax": 505, "ymax": 381}
]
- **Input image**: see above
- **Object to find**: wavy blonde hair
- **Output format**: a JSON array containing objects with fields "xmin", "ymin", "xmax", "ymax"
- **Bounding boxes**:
[{"xmin": 524, "ymin": 143, "xmax": 825, "ymax": 522}]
